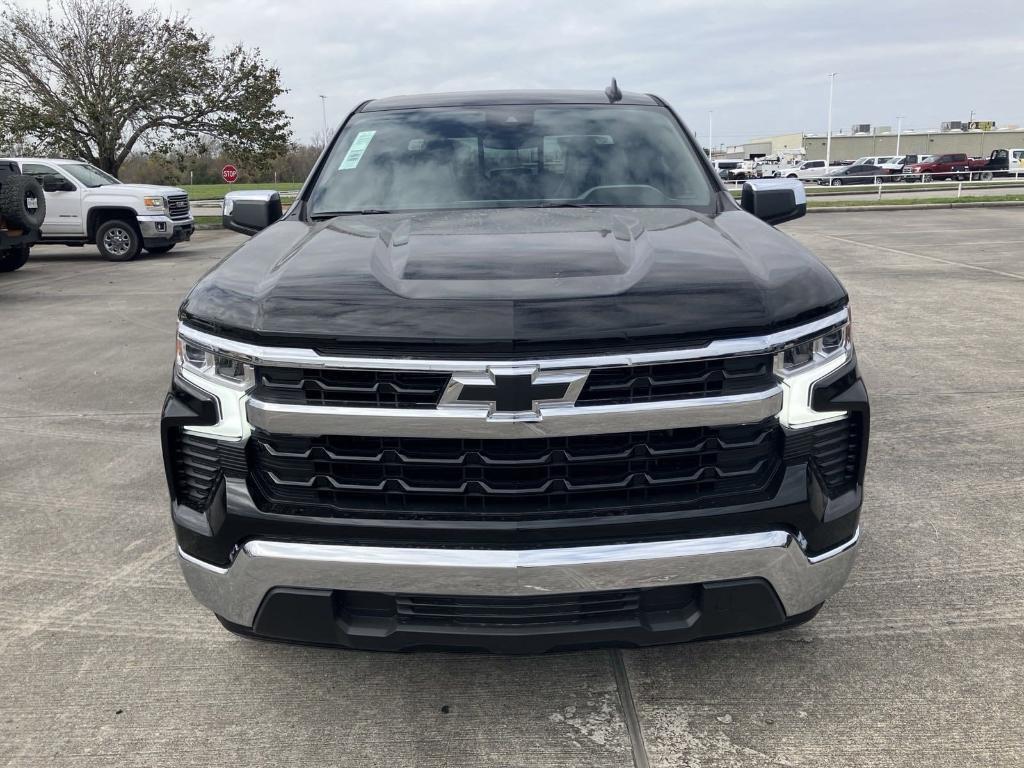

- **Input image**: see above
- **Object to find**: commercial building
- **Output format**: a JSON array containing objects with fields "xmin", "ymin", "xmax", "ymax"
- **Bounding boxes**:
[{"xmin": 724, "ymin": 124, "xmax": 1024, "ymax": 162}]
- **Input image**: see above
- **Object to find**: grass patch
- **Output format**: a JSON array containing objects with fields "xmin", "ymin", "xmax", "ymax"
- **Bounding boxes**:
[
  {"xmin": 182, "ymin": 182, "xmax": 302, "ymax": 200},
  {"xmin": 807, "ymin": 194, "xmax": 1024, "ymax": 208}
]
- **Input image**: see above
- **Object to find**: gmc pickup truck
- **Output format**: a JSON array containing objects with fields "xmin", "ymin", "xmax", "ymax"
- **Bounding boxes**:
[
  {"xmin": 0, "ymin": 158, "xmax": 193, "ymax": 260},
  {"xmin": 164, "ymin": 88, "xmax": 869, "ymax": 652}
]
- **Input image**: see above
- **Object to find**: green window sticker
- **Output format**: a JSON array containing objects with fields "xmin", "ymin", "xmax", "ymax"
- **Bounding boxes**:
[{"xmin": 339, "ymin": 130, "xmax": 376, "ymax": 170}]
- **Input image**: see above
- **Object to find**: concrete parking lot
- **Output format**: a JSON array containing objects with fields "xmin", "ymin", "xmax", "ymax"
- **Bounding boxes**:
[{"xmin": 1, "ymin": 208, "xmax": 1022, "ymax": 767}]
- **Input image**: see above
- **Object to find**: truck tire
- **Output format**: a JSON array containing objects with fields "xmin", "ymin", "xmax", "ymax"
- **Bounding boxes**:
[
  {"xmin": 0, "ymin": 245, "xmax": 31, "ymax": 273},
  {"xmin": 95, "ymin": 219, "xmax": 141, "ymax": 261},
  {"xmin": 922, "ymin": 174, "xmax": 933, "ymax": 183},
  {"xmin": 980, "ymin": 171, "xmax": 994, "ymax": 181},
  {"xmin": 145, "ymin": 243, "xmax": 176, "ymax": 255},
  {"xmin": 0, "ymin": 175, "xmax": 46, "ymax": 231}
]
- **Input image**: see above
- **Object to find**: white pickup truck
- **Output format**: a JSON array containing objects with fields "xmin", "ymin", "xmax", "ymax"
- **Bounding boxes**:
[{"xmin": 0, "ymin": 157, "xmax": 193, "ymax": 261}]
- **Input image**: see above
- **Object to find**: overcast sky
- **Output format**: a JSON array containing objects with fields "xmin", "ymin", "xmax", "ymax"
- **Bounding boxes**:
[{"xmin": 22, "ymin": 0, "xmax": 1024, "ymax": 146}]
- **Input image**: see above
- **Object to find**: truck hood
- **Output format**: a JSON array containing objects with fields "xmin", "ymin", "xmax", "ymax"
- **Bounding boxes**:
[
  {"xmin": 101, "ymin": 183, "xmax": 187, "ymax": 196},
  {"xmin": 181, "ymin": 207, "xmax": 846, "ymax": 356}
]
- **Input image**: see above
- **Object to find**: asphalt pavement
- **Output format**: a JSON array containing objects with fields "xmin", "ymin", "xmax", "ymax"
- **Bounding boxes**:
[{"xmin": 1, "ymin": 209, "xmax": 1022, "ymax": 767}]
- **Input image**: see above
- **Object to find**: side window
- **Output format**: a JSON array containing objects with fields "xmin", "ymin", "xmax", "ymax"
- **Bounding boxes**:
[
  {"xmin": 810, "ymin": 161, "xmax": 823, "ymax": 168},
  {"xmin": 21, "ymin": 162, "xmax": 57, "ymax": 176}
]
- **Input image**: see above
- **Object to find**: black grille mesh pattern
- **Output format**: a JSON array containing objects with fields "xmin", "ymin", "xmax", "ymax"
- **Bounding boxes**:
[
  {"xmin": 170, "ymin": 431, "xmax": 246, "ymax": 509},
  {"xmin": 340, "ymin": 585, "xmax": 698, "ymax": 629},
  {"xmin": 576, "ymin": 354, "xmax": 775, "ymax": 406},
  {"xmin": 255, "ymin": 367, "xmax": 451, "ymax": 408},
  {"xmin": 249, "ymin": 421, "xmax": 783, "ymax": 521},
  {"xmin": 783, "ymin": 416, "xmax": 862, "ymax": 495}
]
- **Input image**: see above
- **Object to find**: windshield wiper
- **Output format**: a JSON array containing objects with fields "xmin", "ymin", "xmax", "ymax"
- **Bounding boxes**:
[
  {"xmin": 310, "ymin": 209, "xmax": 392, "ymax": 219},
  {"xmin": 532, "ymin": 202, "xmax": 617, "ymax": 208}
]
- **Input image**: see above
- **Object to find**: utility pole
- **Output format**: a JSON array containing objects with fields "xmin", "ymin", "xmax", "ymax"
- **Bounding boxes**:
[
  {"xmin": 825, "ymin": 73, "xmax": 837, "ymax": 168},
  {"xmin": 319, "ymin": 95, "xmax": 329, "ymax": 144},
  {"xmin": 708, "ymin": 111, "xmax": 713, "ymax": 157},
  {"xmin": 895, "ymin": 116, "xmax": 904, "ymax": 157}
]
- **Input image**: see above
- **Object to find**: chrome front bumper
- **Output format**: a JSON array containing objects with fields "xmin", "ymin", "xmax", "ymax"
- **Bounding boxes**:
[
  {"xmin": 179, "ymin": 528, "xmax": 859, "ymax": 628},
  {"xmin": 137, "ymin": 214, "xmax": 194, "ymax": 241}
]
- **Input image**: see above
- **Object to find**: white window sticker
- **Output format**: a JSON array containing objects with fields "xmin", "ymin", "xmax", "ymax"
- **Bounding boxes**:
[{"xmin": 339, "ymin": 130, "xmax": 376, "ymax": 170}]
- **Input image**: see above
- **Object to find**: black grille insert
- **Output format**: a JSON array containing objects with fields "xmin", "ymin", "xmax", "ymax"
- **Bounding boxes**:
[
  {"xmin": 576, "ymin": 354, "xmax": 776, "ymax": 406},
  {"xmin": 255, "ymin": 367, "xmax": 450, "ymax": 408},
  {"xmin": 784, "ymin": 416, "xmax": 862, "ymax": 496},
  {"xmin": 339, "ymin": 584, "xmax": 699, "ymax": 629},
  {"xmin": 170, "ymin": 431, "xmax": 246, "ymax": 509},
  {"xmin": 250, "ymin": 421, "xmax": 783, "ymax": 521}
]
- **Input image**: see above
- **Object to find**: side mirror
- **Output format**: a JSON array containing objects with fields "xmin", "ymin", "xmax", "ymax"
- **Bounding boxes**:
[
  {"xmin": 740, "ymin": 178, "xmax": 806, "ymax": 225},
  {"xmin": 42, "ymin": 175, "xmax": 75, "ymax": 193},
  {"xmin": 223, "ymin": 190, "xmax": 283, "ymax": 236}
]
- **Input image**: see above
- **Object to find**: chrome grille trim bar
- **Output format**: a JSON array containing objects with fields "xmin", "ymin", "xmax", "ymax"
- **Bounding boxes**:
[
  {"xmin": 178, "ymin": 307, "xmax": 848, "ymax": 372},
  {"xmin": 246, "ymin": 387, "xmax": 783, "ymax": 438}
]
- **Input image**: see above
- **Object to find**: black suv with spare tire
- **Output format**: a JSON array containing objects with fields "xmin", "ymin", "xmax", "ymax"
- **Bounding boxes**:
[
  {"xmin": 164, "ymin": 86, "xmax": 869, "ymax": 652},
  {"xmin": 0, "ymin": 162, "xmax": 46, "ymax": 272}
]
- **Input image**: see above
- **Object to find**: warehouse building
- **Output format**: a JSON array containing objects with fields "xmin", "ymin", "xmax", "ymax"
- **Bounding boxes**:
[{"xmin": 726, "ymin": 124, "xmax": 1024, "ymax": 162}]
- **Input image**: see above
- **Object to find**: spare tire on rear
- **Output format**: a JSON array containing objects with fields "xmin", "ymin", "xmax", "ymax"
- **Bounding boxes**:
[{"xmin": 0, "ymin": 175, "xmax": 46, "ymax": 231}]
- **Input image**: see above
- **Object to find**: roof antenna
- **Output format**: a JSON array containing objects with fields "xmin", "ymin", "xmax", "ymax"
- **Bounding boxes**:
[{"xmin": 604, "ymin": 77, "xmax": 622, "ymax": 104}]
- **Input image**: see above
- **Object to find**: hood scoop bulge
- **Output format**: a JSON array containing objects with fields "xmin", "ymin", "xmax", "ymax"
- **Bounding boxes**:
[{"xmin": 368, "ymin": 213, "xmax": 655, "ymax": 300}]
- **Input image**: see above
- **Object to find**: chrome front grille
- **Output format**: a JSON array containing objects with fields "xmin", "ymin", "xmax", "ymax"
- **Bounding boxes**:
[
  {"xmin": 172, "ymin": 308, "xmax": 858, "ymax": 546},
  {"xmin": 168, "ymin": 194, "xmax": 190, "ymax": 220}
]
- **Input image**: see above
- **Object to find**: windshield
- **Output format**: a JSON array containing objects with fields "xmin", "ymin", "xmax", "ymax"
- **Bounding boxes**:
[
  {"xmin": 62, "ymin": 163, "xmax": 120, "ymax": 187},
  {"xmin": 308, "ymin": 105, "xmax": 714, "ymax": 215}
]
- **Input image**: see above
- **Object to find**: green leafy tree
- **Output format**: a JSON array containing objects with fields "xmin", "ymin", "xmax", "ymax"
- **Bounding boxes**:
[{"xmin": 0, "ymin": 0, "xmax": 291, "ymax": 175}]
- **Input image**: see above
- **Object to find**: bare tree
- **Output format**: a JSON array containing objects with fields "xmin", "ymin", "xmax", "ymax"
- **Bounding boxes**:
[{"xmin": 0, "ymin": 0, "xmax": 291, "ymax": 175}]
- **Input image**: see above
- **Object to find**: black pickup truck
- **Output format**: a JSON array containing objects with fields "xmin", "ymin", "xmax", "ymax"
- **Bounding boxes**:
[
  {"xmin": 163, "ymin": 87, "xmax": 869, "ymax": 652},
  {"xmin": 0, "ymin": 162, "xmax": 46, "ymax": 272}
]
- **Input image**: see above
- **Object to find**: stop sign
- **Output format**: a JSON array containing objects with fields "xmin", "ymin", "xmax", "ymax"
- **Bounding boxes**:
[{"xmin": 221, "ymin": 164, "xmax": 238, "ymax": 183}]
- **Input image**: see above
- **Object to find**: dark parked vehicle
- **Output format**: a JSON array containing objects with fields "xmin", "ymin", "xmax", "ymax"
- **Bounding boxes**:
[
  {"xmin": 818, "ymin": 164, "xmax": 888, "ymax": 186},
  {"xmin": 165, "ymin": 87, "xmax": 868, "ymax": 652},
  {"xmin": 0, "ymin": 161, "xmax": 46, "ymax": 272}
]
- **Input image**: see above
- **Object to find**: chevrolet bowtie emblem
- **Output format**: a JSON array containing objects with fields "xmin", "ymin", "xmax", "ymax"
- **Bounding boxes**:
[{"xmin": 441, "ymin": 367, "xmax": 589, "ymax": 419}]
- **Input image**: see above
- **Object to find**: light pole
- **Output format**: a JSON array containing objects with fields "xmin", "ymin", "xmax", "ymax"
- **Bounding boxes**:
[
  {"xmin": 895, "ymin": 116, "xmax": 904, "ymax": 157},
  {"xmin": 825, "ymin": 73, "xmax": 837, "ymax": 168},
  {"xmin": 708, "ymin": 111, "xmax": 713, "ymax": 157},
  {"xmin": 319, "ymin": 95, "xmax": 329, "ymax": 144}
]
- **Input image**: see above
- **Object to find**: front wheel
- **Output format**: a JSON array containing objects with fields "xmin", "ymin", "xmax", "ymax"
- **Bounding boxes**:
[
  {"xmin": 980, "ymin": 171, "xmax": 994, "ymax": 181},
  {"xmin": 145, "ymin": 243, "xmax": 176, "ymax": 255},
  {"xmin": 95, "ymin": 219, "xmax": 141, "ymax": 261},
  {"xmin": 830, "ymin": 177, "xmax": 843, "ymax": 186},
  {"xmin": 0, "ymin": 245, "xmax": 31, "ymax": 272},
  {"xmin": 922, "ymin": 174, "xmax": 933, "ymax": 183}
]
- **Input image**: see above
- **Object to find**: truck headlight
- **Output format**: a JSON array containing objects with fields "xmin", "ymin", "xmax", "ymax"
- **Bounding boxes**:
[
  {"xmin": 775, "ymin": 320, "xmax": 852, "ymax": 428},
  {"xmin": 144, "ymin": 196, "xmax": 166, "ymax": 212},
  {"xmin": 175, "ymin": 335, "xmax": 255, "ymax": 390}
]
